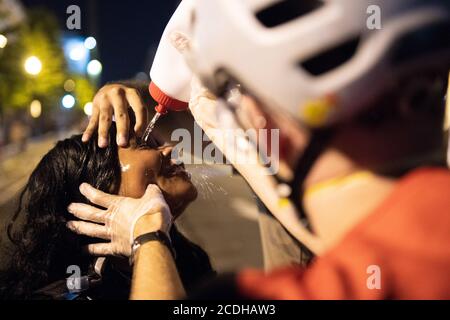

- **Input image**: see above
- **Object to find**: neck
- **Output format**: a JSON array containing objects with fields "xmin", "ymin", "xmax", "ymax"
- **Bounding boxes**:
[{"xmin": 302, "ymin": 149, "xmax": 396, "ymax": 248}]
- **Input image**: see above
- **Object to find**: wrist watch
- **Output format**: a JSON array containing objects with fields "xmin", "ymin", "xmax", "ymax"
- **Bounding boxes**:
[{"xmin": 129, "ymin": 230, "xmax": 176, "ymax": 265}]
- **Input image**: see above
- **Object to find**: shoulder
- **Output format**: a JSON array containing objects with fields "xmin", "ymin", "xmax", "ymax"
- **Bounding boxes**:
[
  {"xmin": 340, "ymin": 166, "xmax": 450, "ymax": 263},
  {"xmin": 369, "ymin": 167, "xmax": 450, "ymax": 224},
  {"xmin": 392, "ymin": 167, "xmax": 450, "ymax": 202}
]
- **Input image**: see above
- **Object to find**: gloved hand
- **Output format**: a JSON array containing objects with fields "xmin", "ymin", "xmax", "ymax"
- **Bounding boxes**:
[{"xmin": 67, "ymin": 183, "xmax": 172, "ymax": 257}]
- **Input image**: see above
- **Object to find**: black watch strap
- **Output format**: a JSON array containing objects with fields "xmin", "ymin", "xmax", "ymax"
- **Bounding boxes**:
[{"xmin": 130, "ymin": 231, "xmax": 176, "ymax": 265}]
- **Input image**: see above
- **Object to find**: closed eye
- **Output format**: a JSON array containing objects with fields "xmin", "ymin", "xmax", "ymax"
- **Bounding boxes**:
[{"xmin": 136, "ymin": 134, "xmax": 163, "ymax": 150}]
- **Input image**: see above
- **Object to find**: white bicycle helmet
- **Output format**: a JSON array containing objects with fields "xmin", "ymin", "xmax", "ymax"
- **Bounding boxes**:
[{"xmin": 189, "ymin": 0, "xmax": 450, "ymax": 127}]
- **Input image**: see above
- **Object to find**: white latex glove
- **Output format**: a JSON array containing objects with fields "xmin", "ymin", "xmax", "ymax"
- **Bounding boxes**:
[{"xmin": 67, "ymin": 183, "xmax": 172, "ymax": 257}]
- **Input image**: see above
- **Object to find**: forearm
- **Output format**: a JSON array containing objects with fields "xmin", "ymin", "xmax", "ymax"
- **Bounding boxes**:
[
  {"xmin": 130, "ymin": 215, "xmax": 185, "ymax": 300},
  {"xmin": 130, "ymin": 241, "xmax": 185, "ymax": 300}
]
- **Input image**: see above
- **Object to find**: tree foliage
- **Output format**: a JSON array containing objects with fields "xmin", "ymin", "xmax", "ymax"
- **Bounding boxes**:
[
  {"xmin": 0, "ymin": 7, "xmax": 96, "ymax": 115},
  {"xmin": 0, "ymin": 8, "xmax": 66, "ymax": 111}
]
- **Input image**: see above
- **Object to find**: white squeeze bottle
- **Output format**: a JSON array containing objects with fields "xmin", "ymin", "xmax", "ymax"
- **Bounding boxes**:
[{"xmin": 143, "ymin": 0, "xmax": 194, "ymax": 141}]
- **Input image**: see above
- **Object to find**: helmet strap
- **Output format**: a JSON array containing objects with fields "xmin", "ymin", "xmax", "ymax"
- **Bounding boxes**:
[{"xmin": 288, "ymin": 129, "xmax": 334, "ymax": 221}]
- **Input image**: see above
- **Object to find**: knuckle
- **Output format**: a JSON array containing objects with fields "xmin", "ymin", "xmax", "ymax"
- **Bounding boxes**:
[
  {"xmin": 116, "ymin": 112, "xmax": 127, "ymax": 119},
  {"xmin": 91, "ymin": 193, "xmax": 101, "ymax": 204},
  {"xmin": 99, "ymin": 114, "xmax": 111, "ymax": 123},
  {"xmin": 133, "ymin": 102, "xmax": 144, "ymax": 111},
  {"xmin": 125, "ymin": 87, "xmax": 137, "ymax": 94},
  {"xmin": 99, "ymin": 104, "xmax": 111, "ymax": 112},
  {"xmin": 95, "ymin": 92, "xmax": 108, "ymax": 102},
  {"xmin": 111, "ymin": 86, "xmax": 124, "ymax": 96},
  {"xmin": 72, "ymin": 222, "xmax": 82, "ymax": 233},
  {"xmin": 94, "ymin": 212, "xmax": 104, "ymax": 222}
]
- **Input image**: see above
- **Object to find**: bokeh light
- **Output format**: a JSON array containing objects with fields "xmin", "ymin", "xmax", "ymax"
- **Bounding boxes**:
[
  {"xmin": 24, "ymin": 56, "xmax": 42, "ymax": 75},
  {"xmin": 29, "ymin": 100, "xmax": 42, "ymax": 118},
  {"xmin": 84, "ymin": 37, "xmax": 97, "ymax": 50},
  {"xmin": 84, "ymin": 102, "xmax": 93, "ymax": 116},
  {"xmin": 87, "ymin": 59, "xmax": 102, "ymax": 76},
  {"xmin": 69, "ymin": 43, "xmax": 87, "ymax": 61},
  {"xmin": 0, "ymin": 34, "xmax": 8, "ymax": 49},
  {"xmin": 64, "ymin": 79, "xmax": 76, "ymax": 92},
  {"xmin": 62, "ymin": 94, "xmax": 76, "ymax": 109}
]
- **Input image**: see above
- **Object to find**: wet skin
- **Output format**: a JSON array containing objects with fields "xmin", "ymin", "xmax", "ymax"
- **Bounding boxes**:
[{"xmin": 117, "ymin": 136, "xmax": 197, "ymax": 218}]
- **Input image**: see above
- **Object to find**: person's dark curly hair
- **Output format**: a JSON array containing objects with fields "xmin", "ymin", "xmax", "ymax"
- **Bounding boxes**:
[
  {"xmin": 1, "ymin": 126, "xmax": 121, "ymax": 299},
  {"xmin": 0, "ymin": 125, "xmax": 213, "ymax": 299}
]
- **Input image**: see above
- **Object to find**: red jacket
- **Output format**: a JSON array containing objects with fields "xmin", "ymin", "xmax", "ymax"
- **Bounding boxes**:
[{"xmin": 237, "ymin": 168, "xmax": 450, "ymax": 299}]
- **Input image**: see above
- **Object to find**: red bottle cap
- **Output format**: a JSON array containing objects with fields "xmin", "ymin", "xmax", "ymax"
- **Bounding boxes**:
[{"xmin": 149, "ymin": 81, "xmax": 189, "ymax": 114}]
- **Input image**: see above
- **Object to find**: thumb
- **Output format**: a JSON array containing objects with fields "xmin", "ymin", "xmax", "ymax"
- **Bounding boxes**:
[
  {"xmin": 142, "ymin": 184, "xmax": 170, "ymax": 216},
  {"xmin": 143, "ymin": 184, "xmax": 164, "ymax": 199}
]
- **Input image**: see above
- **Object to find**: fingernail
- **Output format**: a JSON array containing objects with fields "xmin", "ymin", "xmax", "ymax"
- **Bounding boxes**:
[
  {"xmin": 82, "ymin": 134, "xmax": 89, "ymax": 142},
  {"xmin": 117, "ymin": 135, "xmax": 127, "ymax": 146},
  {"xmin": 67, "ymin": 204, "xmax": 74, "ymax": 213},
  {"xmin": 99, "ymin": 137, "xmax": 108, "ymax": 148},
  {"xmin": 79, "ymin": 183, "xmax": 88, "ymax": 193},
  {"xmin": 66, "ymin": 221, "xmax": 74, "ymax": 230}
]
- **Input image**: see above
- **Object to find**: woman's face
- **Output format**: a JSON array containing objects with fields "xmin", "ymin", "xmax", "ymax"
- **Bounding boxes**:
[{"xmin": 117, "ymin": 136, "xmax": 197, "ymax": 216}]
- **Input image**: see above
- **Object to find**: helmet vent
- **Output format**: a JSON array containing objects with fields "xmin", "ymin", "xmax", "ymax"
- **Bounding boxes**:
[
  {"xmin": 300, "ymin": 36, "xmax": 361, "ymax": 76},
  {"xmin": 391, "ymin": 21, "xmax": 450, "ymax": 66},
  {"xmin": 256, "ymin": 0, "xmax": 323, "ymax": 28}
]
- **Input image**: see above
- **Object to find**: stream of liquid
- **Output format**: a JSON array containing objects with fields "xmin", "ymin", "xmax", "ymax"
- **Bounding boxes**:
[
  {"xmin": 142, "ymin": 113, "xmax": 229, "ymax": 200},
  {"xmin": 190, "ymin": 166, "xmax": 229, "ymax": 200},
  {"xmin": 142, "ymin": 112, "xmax": 162, "ymax": 143}
]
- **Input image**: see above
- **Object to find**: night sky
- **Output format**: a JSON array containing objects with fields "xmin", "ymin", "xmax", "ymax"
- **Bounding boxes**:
[{"xmin": 21, "ymin": 0, "xmax": 181, "ymax": 84}]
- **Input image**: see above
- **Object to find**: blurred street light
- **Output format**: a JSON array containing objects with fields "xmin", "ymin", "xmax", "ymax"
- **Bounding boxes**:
[
  {"xmin": 24, "ymin": 56, "xmax": 42, "ymax": 75},
  {"xmin": 69, "ymin": 43, "xmax": 87, "ymax": 61},
  {"xmin": 84, "ymin": 37, "xmax": 97, "ymax": 50},
  {"xmin": 64, "ymin": 79, "xmax": 76, "ymax": 92},
  {"xmin": 87, "ymin": 59, "xmax": 102, "ymax": 76},
  {"xmin": 29, "ymin": 99, "xmax": 42, "ymax": 118},
  {"xmin": 84, "ymin": 102, "xmax": 93, "ymax": 116},
  {"xmin": 62, "ymin": 94, "xmax": 76, "ymax": 109},
  {"xmin": 0, "ymin": 34, "xmax": 8, "ymax": 48}
]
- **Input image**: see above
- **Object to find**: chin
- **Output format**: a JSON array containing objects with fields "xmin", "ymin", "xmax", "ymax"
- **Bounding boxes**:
[
  {"xmin": 186, "ymin": 183, "xmax": 198, "ymax": 202},
  {"xmin": 161, "ymin": 180, "xmax": 198, "ymax": 217},
  {"xmin": 178, "ymin": 181, "xmax": 198, "ymax": 206}
]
